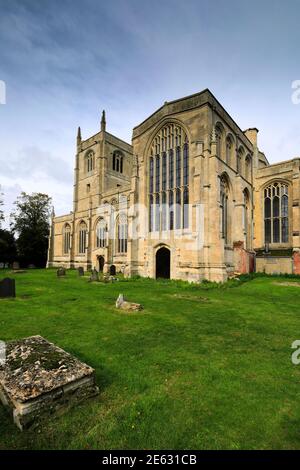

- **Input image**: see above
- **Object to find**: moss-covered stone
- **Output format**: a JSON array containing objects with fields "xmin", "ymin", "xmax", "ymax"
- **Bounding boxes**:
[{"xmin": 0, "ymin": 336, "xmax": 99, "ymax": 430}]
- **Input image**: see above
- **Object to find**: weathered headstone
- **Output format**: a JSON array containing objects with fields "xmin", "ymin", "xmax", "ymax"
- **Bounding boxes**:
[
  {"xmin": 89, "ymin": 268, "xmax": 99, "ymax": 282},
  {"xmin": 0, "ymin": 263, "xmax": 4, "ymax": 269},
  {"xmin": 0, "ymin": 335, "xmax": 99, "ymax": 430},
  {"xmin": 57, "ymin": 267, "xmax": 66, "ymax": 277},
  {"xmin": 78, "ymin": 267, "xmax": 84, "ymax": 276},
  {"xmin": 115, "ymin": 293, "xmax": 143, "ymax": 311},
  {"xmin": 28, "ymin": 264, "xmax": 35, "ymax": 269},
  {"xmin": 12, "ymin": 261, "xmax": 20, "ymax": 270},
  {"xmin": 0, "ymin": 278, "xmax": 16, "ymax": 298}
]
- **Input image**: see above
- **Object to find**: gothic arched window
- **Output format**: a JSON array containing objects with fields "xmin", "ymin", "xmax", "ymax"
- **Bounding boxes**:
[
  {"xmin": 225, "ymin": 134, "xmax": 234, "ymax": 166},
  {"xmin": 78, "ymin": 221, "xmax": 87, "ymax": 254},
  {"xmin": 113, "ymin": 151, "xmax": 124, "ymax": 173},
  {"xmin": 117, "ymin": 214, "xmax": 128, "ymax": 253},
  {"xmin": 245, "ymin": 155, "xmax": 251, "ymax": 181},
  {"xmin": 148, "ymin": 123, "xmax": 189, "ymax": 232},
  {"xmin": 264, "ymin": 182, "xmax": 289, "ymax": 244},
  {"xmin": 215, "ymin": 124, "xmax": 224, "ymax": 160},
  {"xmin": 85, "ymin": 151, "xmax": 95, "ymax": 173},
  {"xmin": 96, "ymin": 218, "xmax": 106, "ymax": 248},
  {"xmin": 63, "ymin": 224, "xmax": 71, "ymax": 254},
  {"xmin": 220, "ymin": 176, "xmax": 229, "ymax": 243},
  {"xmin": 243, "ymin": 189, "xmax": 250, "ymax": 249},
  {"xmin": 236, "ymin": 147, "xmax": 245, "ymax": 176},
  {"xmin": 237, "ymin": 147, "xmax": 244, "ymax": 174}
]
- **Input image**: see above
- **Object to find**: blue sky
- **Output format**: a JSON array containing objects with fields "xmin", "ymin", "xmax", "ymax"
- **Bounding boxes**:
[{"xmin": 1, "ymin": 0, "xmax": 300, "ymax": 221}]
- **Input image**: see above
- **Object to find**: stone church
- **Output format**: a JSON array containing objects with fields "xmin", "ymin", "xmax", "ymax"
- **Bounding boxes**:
[{"xmin": 47, "ymin": 89, "xmax": 300, "ymax": 281}]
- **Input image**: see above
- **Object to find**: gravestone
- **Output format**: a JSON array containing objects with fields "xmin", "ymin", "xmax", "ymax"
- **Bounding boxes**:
[
  {"xmin": 57, "ymin": 267, "xmax": 66, "ymax": 277},
  {"xmin": 28, "ymin": 264, "xmax": 35, "ymax": 269},
  {"xmin": 90, "ymin": 268, "xmax": 99, "ymax": 282},
  {"xmin": 78, "ymin": 267, "xmax": 84, "ymax": 276},
  {"xmin": 0, "ymin": 335, "xmax": 99, "ymax": 430},
  {"xmin": 115, "ymin": 293, "xmax": 143, "ymax": 311},
  {"xmin": 0, "ymin": 278, "xmax": 16, "ymax": 298},
  {"xmin": 0, "ymin": 263, "xmax": 4, "ymax": 269},
  {"xmin": 12, "ymin": 261, "xmax": 20, "ymax": 270}
]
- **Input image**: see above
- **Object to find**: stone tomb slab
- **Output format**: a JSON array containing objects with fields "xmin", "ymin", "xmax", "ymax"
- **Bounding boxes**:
[{"xmin": 0, "ymin": 335, "xmax": 99, "ymax": 430}]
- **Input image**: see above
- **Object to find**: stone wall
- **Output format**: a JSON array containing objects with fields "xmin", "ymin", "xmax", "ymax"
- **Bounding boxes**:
[{"xmin": 256, "ymin": 256, "xmax": 293, "ymax": 275}]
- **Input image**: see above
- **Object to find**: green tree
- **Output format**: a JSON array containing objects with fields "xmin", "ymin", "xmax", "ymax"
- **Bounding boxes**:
[
  {"xmin": 0, "ymin": 187, "xmax": 17, "ymax": 265},
  {"xmin": 0, "ymin": 229, "xmax": 16, "ymax": 264},
  {"xmin": 10, "ymin": 192, "xmax": 52, "ymax": 267},
  {"xmin": 0, "ymin": 186, "xmax": 4, "ymax": 228}
]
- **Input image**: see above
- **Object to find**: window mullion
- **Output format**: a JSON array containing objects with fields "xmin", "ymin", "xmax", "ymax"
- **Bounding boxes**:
[
  {"xmin": 279, "ymin": 188, "xmax": 282, "ymax": 243},
  {"xmin": 160, "ymin": 151, "xmax": 163, "ymax": 232},
  {"xmin": 271, "ymin": 193, "xmax": 273, "ymax": 243}
]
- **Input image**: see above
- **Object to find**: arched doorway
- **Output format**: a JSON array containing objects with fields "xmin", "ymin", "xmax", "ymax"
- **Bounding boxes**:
[
  {"xmin": 98, "ymin": 256, "xmax": 105, "ymax": 272},
  {"xmin": 156, "ymin": 247, "xmax": 171, "ymax": 279},
  {"xmin": 110, "ymin": 265, "xmax": 116, "ymax": 275}
]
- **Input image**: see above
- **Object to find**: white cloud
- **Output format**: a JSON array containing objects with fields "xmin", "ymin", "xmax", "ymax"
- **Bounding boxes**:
[{"xmin": 1, "ymin": 146, "xmax": 73, "ymax": 182}]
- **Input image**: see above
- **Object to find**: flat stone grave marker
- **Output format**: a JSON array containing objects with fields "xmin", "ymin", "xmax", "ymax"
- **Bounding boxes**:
[
  {"xmin": 0, "ymin": 335, "xmax": 99, "ymax": 430},
  {"xmin": 0, "ymin": 278, "xmax": 16, "ymax": 298},
  {"xmin": 78, "ymin": 267, "xmax": 84, "ymax": 276},
  {"xmin": 57, "ymin": 267, "xmax": 66, "ymax": 277}
]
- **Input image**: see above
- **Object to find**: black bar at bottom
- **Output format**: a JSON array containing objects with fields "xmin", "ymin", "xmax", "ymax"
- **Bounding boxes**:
[{"xmin": 0, "ymin": 449, "xmax": 296, "ymax": 467}]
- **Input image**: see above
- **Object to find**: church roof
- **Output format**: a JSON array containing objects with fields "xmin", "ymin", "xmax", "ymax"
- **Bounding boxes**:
[{"xmin": 132, "ymin": 88, "xmax": 255, "ymax": 151}]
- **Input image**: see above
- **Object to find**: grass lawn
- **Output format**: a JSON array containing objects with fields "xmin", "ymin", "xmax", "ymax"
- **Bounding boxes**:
[{"xmin": 0, "ymin": 269, "xmax": 300, "ymax": 450}]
